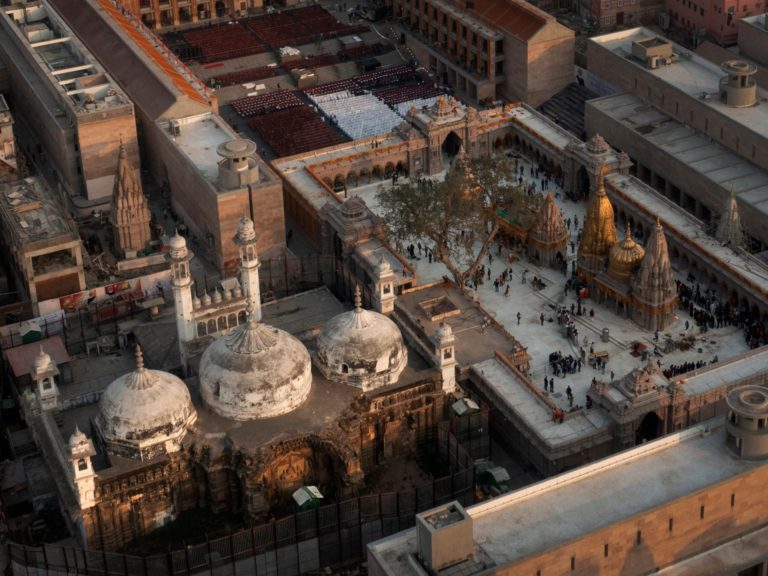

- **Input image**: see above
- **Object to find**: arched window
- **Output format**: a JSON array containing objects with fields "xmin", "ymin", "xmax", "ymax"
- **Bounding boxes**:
[{"xmin": 197, "ymin": 322, "xmax": 207, "ymax": 337}]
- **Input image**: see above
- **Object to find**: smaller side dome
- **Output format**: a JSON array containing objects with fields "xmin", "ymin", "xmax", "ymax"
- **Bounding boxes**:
[
  {"xmin": 315, "ymin": 286, "xmax": 407, "ymax": 391},
  {"xmin": 608, "ymin": 223, "xmax": 645, "ymax": 282},
  {"xmin": 96, "ymin": 346, "xmax": 196, "ymax": 461}
]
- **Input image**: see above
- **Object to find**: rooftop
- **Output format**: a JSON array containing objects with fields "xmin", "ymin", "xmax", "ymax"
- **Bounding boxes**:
[
  {"xmin": 166, "ymin": 112, "xmax": 235, "ymax": 184},
  {"xmin": 369, "ymin": 422, "xmax": 761, "ymax": 572},
  {"xmin": 0, "ymin": 176, "xmax": 79, "ymax": 249},
  {"xmin": 48, "ymin": 0, "xmax": 212, "ymax": 121},
  {"xmin": 1, "ymin": 1, "xmax": 131, "ymax": 117},
  {"xmin": 589, "ymin": 28, "xmax": 768, "ymax": 135}
]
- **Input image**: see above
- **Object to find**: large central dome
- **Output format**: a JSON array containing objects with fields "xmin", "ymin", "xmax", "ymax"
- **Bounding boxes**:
[
  {"xmin": 199, "ymin": 310, "xmax": 312, "ymax": 421},
  {"xmin": 315, "ymin": 287, "xmax": 407, "ymax": 391}
]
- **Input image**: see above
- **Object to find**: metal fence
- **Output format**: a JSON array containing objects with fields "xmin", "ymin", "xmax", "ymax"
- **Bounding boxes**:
[{"xmin": 7, "ymin": 424, "xmax": 476, "ymax": 576}]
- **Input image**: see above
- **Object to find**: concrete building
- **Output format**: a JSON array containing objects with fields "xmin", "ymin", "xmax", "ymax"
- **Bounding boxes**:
[
  {"xmin": 0, "ymin": 94, "xmax": 15, "ymax": 172},
  {"xmin": 739, "ymin": 13, "xmax": 768, "ymax": 67},
  {"xmin": 121, "ymin": 0, "xmax": 263, "ymax": 29},
  {"xmin": 49, "ymin": 0, "xmax": 286, "ymax": 272},
  {"xmin": 368, "ymin": 410, "xmax": 768, "ymax": 576},
  {"xmin": 586, "ymin": 28, "xmax": 768, "ymax": 250},
  {"xmin": 589, "ymin": 0, "xmax": 663, "ymax": 31},
  {"xmin": 0, "ymin": 1, "xmax": 139, "ymax": 213},
  {"xmin": 0, "ymin": 175, "xmax": 85, "ymax": 310},
  {"xmin": 384, "ymin": 0, "xmax": 574, "ymax": 106}
]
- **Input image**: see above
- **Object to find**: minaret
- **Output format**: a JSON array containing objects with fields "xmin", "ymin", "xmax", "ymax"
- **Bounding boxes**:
[
  {"xmin": 234, "ymin": 216, "xmax": 262, "ymax": 321},
  {"xmin": 632, "ymin": 218, "xmax": 677, "ymax": 331},
  {"xmin": 578, "ymin": 169, "xmax": 617, "ymax": 278},
  {"xmin": 716, "ymin": 191, "xmax": 745, "ymax": 250},
  {"xmin": 166, "ymin": 231, "xmax": 196, "ymax": 368},
  {"xmin": 31, "ymin": 345, "xmax": 59, "ymax": 411},
  {"xmin": 69, "ymin": 426, "xmax": 97, "ymax": 510},
  {"xmin": 112, "ymin": 142, "xmax": 151, "ymax": 257},
  {"xmin": 432, "ymin": 322, "xmax": 457, "ymax": 392},
  {"xmin": 373, "ymin": 255, "xmax": 396, "ymax": 314}
]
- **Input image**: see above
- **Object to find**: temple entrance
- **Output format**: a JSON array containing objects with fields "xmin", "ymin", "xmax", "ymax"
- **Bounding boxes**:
[
  {"xmin": 636, "ymin": 411, "xmax": 663, "ymax": 444},
  {"xmin": 215, "ymin": 1, "xmax": 226, "ymax": 16},
  {"xmin": 442, "ymin": 131, "xmax": 463, "ymax": 158},
  {"xmin": 574, "ymin": 165, "xmax": 590, "ymax": 200}
]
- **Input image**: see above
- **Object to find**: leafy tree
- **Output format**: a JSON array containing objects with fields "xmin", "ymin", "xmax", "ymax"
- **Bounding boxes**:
[{"xmin": 377, "ymin": 154, "xmax": 532, "ymax": 291}]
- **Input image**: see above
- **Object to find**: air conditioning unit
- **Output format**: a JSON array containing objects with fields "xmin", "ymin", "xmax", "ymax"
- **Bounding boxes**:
[{"xmin": 169, "ymin": 120, "xmax": 181, "ymax": 136}]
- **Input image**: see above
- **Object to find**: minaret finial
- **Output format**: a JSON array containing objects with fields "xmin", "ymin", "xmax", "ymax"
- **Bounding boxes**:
[
  {"xmin": 354, "ymin": 285, "xmax": 362, "ymax": 310},
  {"xmin": 135, "ymin": 344, "xmax": 144, "ymax": 370},
  {"xmin": 626, "ymin": 221, "xmax": 632, "ymax": 239}
]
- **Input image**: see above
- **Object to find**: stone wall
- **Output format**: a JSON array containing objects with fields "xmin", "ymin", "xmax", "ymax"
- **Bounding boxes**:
[
  {"xmin": 77, "ymin": 112, "xmax": 139, "ymax": 202},
  {"xmin": 496, "ymin": 460, "xmax": 768, "ymax": 574}
]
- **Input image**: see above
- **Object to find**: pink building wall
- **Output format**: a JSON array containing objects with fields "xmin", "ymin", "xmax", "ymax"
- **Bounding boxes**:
[{"xmin": 667, "ymin": 0, "xmax": 765, "ymax": 44}]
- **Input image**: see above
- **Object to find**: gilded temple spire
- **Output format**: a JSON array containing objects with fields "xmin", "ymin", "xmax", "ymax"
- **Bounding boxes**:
[{"xmin": 579, "ymin": 167, "xmax": 617, "ymax": 259}]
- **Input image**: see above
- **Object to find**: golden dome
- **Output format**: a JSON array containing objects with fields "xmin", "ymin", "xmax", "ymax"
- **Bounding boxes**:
[
  {"xmin": 608, "ymin": 222, "xmax": 645, "ymax": 282},
  {"xmin": 579, "ymin": 170, "xmax": 617, "ymax": 258}
]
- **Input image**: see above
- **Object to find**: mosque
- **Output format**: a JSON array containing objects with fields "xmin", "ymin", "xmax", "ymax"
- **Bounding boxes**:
[{"xmin": 18, "ymin": 219, "xmax": 458, "ymax": 551}]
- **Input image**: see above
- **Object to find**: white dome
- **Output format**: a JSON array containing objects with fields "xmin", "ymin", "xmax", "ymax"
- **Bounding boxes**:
[
  {"xmin": 96, "ymin": 346, "xmax": 196, "ymax": 460},
  {"xmin": 32, "ymin": 346, "xmax": 54, "ymax": 373},
  {"xmin": 169, "ymin": 231, "xmax": 188, "ymax": 259},
  {"xmin": 199, "ymin": 313, "xmax": 312, "ymax": 421},
  {"xmin": 237, "ymin": 216, "xmax": 256, "ymax": 242},
  {"xmin": 315, "ymin": 287, "xmax": 407, "ymax": 390}
]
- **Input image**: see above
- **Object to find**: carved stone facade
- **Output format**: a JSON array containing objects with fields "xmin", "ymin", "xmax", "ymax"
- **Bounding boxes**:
[{"xmin": 111, "ymin": 142, "xmax": 151, "ymax": 257}]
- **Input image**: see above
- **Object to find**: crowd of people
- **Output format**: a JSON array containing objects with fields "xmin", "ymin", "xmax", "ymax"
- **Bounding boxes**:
[{"xmin": 662, "ymin": 356, "xmax": 719, "ymax": 379}]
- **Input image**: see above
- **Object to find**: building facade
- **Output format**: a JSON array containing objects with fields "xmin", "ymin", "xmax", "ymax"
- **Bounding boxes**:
[
  {"xmin": 0, "ymin": 1, "xmax": 140, "ymax": 212},
  {"xmin": 122, "ymin": 0, "xmax": 263, "ymax": 29},
  {"xmin": 384, "ymin": 0, "xmax": 574, "ymax": 106},
  {"xmin": 368, "ymin": 412, "xmax": 768, "ymax": 576}
]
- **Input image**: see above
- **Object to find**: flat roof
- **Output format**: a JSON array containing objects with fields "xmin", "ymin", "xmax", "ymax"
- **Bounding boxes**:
[
  {"xmin": 0, "ymin": 176, "xmax": 79, "ymax": 249},
  {"xmin": 369, "ymin": 423, "xmax": 762, "ymax": 572},
  {"xmin": 590, "ymin": 92, "xmax": 768, "ymax": 225},
  {"xmin": 472, "ymin": 357, "xmax": 612, "ymax": 449},
  {"xmin": 3, "ymin": 336, "xmax": 70, "ymax": 379},
  {"xmin": 2, "ymin": 1, "xmax": 131, "ymax": 115},
  {"xmin": 674, "ymin": 345, "xmax": 768, "ymax": 396},
  {"xmin": 166, "ymin": 112, "xmax": 234, "ymax": 183},
  {"xmin": 272, "ymin": 134, "xmax": 406, "ymax": 212},
  {"xmin": 740, "ymin": 13, "xmax": 768, "ymax": 33},
  {"xmin": 590, "ymin": 27, "xmax": 768, "ymax": 135}
]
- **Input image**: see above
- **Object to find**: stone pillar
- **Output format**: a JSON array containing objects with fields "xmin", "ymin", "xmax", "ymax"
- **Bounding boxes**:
[
  {"xmin": 166, "ymin": 232, "xmax": 196, "ymax": 371},
  {"xmin": 31, "ymin": 346, "xmax": 60, "ymax": 411},
  {"xmin": 69, "ymin": 427, "xmax": 97, "ymax": 510},
  {"xmin": 234, "ymin": 217, "xmax": 262, "ymax": 320},
  {"xmin": 433, "ymin": 322, "xmax": 457, "ymax": 392}
]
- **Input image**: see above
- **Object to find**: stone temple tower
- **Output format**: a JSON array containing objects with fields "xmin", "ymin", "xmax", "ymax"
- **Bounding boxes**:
[
  {"xmin": 632, "ymin": 218, "xmax": 677, "ymax": 331},
  {"xmin": 526, "ymin": 191, "xmax": 568, "ymax": 267},
  {"xmin": 577, "ymin": 169, "xmax": 617, "ymax": 281},
  {"xmin": 112, "ymin": 142, "xmax": 151, "ymax": 257},
  {"xmin": 716, "ymin": 191, "xmax": 745, "ymax": 250}
]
